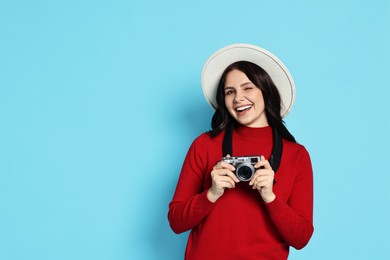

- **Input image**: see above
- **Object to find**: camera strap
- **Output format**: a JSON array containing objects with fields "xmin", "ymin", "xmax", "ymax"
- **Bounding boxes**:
[{"xmin": 222, "ymin": 123, "xmax": 283, "ymax": 172}]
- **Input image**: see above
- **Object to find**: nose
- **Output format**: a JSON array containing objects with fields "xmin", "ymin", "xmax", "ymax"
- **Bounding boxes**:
[{"xmin": 233, "ymin": 89, "xmax": 245, "ymax": 103}]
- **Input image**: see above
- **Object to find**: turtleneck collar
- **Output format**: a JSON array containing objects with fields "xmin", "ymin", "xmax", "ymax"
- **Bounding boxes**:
[{"xmin": 234, "ymin": 124, "xmax": 273, "ymax": 142}]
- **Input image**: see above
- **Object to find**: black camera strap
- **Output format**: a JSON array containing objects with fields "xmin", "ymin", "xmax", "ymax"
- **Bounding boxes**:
[{"xmin": 222, "ymin": 123, "xmax": 283, "ymax": 172}]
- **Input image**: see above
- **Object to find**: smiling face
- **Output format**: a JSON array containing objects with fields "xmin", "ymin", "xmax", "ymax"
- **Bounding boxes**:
[{"xmin": 224, "ymin": 69, "xmax": 268, "ymax": 127}]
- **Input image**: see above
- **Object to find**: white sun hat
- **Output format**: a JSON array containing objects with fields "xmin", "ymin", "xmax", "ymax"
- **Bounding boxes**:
[{"xmin": 201, "ymin": 43, "xmax": 296, "ymax": 118}]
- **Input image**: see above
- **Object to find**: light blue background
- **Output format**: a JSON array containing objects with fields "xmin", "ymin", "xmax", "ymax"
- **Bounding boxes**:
[{"xmin": 1, "ymin": 0, "xmax": 389, "ymax": 259}]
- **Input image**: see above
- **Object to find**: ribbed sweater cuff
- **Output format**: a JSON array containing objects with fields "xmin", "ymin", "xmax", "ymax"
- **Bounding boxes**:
[
  {"xmin": 197, "ymin": 189, "xmax": 216, "ymax": 210},
  {"xmin": 264, "ymin": 196, "xmax": 283, "ymax": 213}
]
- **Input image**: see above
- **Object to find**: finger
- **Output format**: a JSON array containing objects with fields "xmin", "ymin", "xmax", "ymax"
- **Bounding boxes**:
[
  {"xmin": 219, "ymin": 177, "xmax": 237, "ymax": 189},
  {"xmin": 254, "ymin": 168, "xmax": 274, "ymax": 178},
  {"xmin": 222, "ymin": 162, "xmax": 236, "ymax": 171},
  {"xmin": 252, "ymin": 175, "xmax": 273, "ymax": 185},
  {"xmin": 254, "ymin": 156, "xmax": 272, "ymax": 170},
  {"xmin": 215, "ymin": 170, "xmax": 239, "ymax": 184},
  {"xmin": 261, "ymin": 155, "xmax": 273, "ymax": 170},
  {"xmin": 215, "ymin": 161, "xmax": 236, "ymax": 171},
  {"xmin": 225, "ymin": 171, "xmax": 240, "ymax": 183},
  {"xmin": 249, "ymin": 170, "xmax": 264, "ymax": 185},
  {"xmin": 213, "ymin": 168, "xmax": 235, "ymax": 178},
  {"xmin": 252, "ymin": 178, "xmax": 272, "ymax": 190},
  {"xmin": 212, "ymin": 167, "xmax": 240, "ymax": 182},
  {"xmin": 250, "ymin": 170, "xmax": 274, "ymax": 186},
  {"xmin": 211, "ymin": 167, "xmax": 232, "ymax": 178},
  {"xmin": 213, "ymin": 157, "xmax": 240, "ymax": 182}
]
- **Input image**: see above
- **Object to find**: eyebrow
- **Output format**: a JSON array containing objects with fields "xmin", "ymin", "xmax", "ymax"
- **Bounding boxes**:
[{"xmin": 224, "ymin": 82, "xmax": 253, "ymax": 90}]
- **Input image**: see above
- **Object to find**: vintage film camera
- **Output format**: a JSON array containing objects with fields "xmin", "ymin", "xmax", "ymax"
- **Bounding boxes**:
[{"xmin": 222, "ymin": 156, "xmax": 261, "ymax": 181}]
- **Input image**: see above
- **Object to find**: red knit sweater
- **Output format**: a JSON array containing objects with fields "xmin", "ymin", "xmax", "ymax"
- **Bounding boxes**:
[{"xmin": 168, "ymin": 125, "xmax": 313, "ymax": 260}]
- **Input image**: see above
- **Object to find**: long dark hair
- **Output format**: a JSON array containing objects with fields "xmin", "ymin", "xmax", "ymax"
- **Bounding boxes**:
[{"xmin": 209, "ymin": 61, "xmax": 296, "ymax": 143}]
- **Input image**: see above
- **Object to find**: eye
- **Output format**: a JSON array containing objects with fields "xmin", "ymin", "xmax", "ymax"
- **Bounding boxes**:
[{"xmin": 225, "ymin": 90, "xmax": 234, "ymax": 95}]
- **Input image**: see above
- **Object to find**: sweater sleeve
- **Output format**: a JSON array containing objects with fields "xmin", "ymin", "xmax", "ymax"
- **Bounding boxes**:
[
  {"xmin": 168, "ymin": 136, "xmax": 215, "ymax": 234},
  {"xmin": 265, "ymin": 146, "xmax": 314, "ymax": 249}
]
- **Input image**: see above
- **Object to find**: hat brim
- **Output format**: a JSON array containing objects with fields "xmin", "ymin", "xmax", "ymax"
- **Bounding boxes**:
[{"xmin": 201, "ymin": 43, "xmax": 295, "ymax": 118}]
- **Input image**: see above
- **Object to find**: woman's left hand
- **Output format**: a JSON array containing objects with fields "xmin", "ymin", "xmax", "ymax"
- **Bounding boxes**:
[{"xmin": 249, "ymin": 156, "xmax": 276, "ymax": 203}]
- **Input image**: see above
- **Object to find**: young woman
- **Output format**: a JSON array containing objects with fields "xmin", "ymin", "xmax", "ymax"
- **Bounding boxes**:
[{"xmin": 168, "ymin": 44, "xmax": 314, "ymax": 260}]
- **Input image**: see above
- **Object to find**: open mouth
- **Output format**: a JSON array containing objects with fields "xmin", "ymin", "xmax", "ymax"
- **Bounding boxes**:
[{"xmin": 235, "ymin": 105, "xmax": 252, "ymax": 113}]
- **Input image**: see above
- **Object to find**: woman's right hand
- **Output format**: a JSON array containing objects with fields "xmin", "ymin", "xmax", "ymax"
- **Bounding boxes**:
[{"xmin": 207, "ymin": 157, "xmax": 240, "ymax": 203}]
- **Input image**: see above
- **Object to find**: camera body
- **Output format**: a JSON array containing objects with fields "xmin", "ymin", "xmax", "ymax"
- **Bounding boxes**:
[{"xmin": 222, "ymin": 156, "xmax": 261, "ymax": 181}]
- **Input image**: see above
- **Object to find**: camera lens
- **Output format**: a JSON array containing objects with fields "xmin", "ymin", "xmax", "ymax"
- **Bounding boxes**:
[{"xmin": 236, "ymin": 163, "xmax": 254, "ymax": 181}]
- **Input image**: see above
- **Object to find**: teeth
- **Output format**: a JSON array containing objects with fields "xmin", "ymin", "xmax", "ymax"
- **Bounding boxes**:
[{"xmin": 236, "ymin": 105, "xmax": 252, "ymax": 112}]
